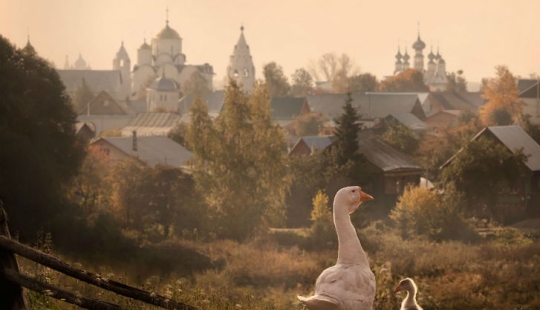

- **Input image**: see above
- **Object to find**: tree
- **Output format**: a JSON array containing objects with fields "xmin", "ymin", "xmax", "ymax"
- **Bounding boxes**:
[
  {"xmin": 446, "ymin": 70, "xmax": 468, "ymax": 92},
  {"xmin": 182, "ymin": 70, "xmax": 210, "ymax": 96},
  {"xmin": 522, "ymin": 114, "xmax": 540, "ymax": 144},
  {"xmin": 187, "ymin": 80, "xmax": 291, "ymax": 240},
  {"xmin": 348, "ymin": 73, "xmax": 379, "ymax": 93},
  {"xmin": 309, "ymin": 190, "xmax": 336, "ymax": 248},
  {"xmin": 168, "ymin": 123, "xmax": 189, "ymax": 149},
  {"xmin": 0, "ymin": 35, "xmax": 85, "ymax": 238},
  {"xmin": 73, "ymin": 78, "xmax": 95, "ymax": 114},
  {"xmin": 325, "ymin": 93, "xmax": 367, "ymax": 187},
  {"xmin": 480, "ymin": 65, "xmax": 524, "ymax": 126},
  {"xmin": 263, "ymin": 62, "xmax": 290, "ymax": 97},
  {"xmin": 379, "ymin": 120, "xmax": 420, "ymax": 155},
  {"xmin": 68, "ymin": 145, "xmax": 111, "ymax": 217},
  {"xmin": 290, "ymin": 68, "xmax": 314, "ymax": 96},
  {"xmin": 332, "ymin": 93, "xmax": 363, "ymax": 166},
  {"xmin": 107, "ymin": 158, "xmax": 152, "ymax": 229},
  {"xmin": 309, "ymin": 52, "xmax": 359, "ymax": 82},
  {"xmin": 293, "ymin": 112, "xmax": 327, "ymax": 136},
  {"xmin": 390, "ymin": 184, "xmax": 473, "ymax": 242},
  {"xmin": 416, "ymin": 113, "xmax": 483, "ymax": 181},
  {"xmin": 379, "ymin": 69, "xmax": 430, "ymax": 92}
]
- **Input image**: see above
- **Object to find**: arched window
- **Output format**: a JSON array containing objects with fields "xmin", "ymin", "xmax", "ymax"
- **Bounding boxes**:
[{"xmin": 244, "ymin": 68, "xmax": 249, "ymax": 77}]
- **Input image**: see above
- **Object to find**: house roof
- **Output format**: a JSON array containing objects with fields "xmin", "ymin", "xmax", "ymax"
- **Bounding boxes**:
[
  {"xmin": 307, "ymin": 93, "xmax": 423, "ymax": 121},
  {"xmin": 518, "ymin": 79, "xmax": 540, "ymax": 98},
  {"xmin": 121, "ymin": 112, "xmax": 182, "ymax": 136},
  {"xmin": 178, "ymin": 91, "xmax": 225, "ymax": 116},
  {"xmin": 478, "ymin": 126, "xmax": 540, "ymax": 171},
  {"xmin": 80, "ymin": 91, "xmax": 128, "ymax": 115},
  {"xmin": 358, "ymin": 138, "xmax": 423, "ymax": 172},
  {"xmin": 270, "ymin": 97, "xmax": 308, "ymax": 120},
  {"xmin": 57, "ymin": 70, "xmax": 123, "ymax": 94},
  {"xmin": 94, "ymin": 136, "xmax": 192, "ymax": 168},
  {"xmin": 442, "ymin": 125, "xmax": 540, "ymax": 171},
  {"xmin": 289, "ymin": 135, "xmax": 334, "ymax": 155},
  {"xmin": 428, "ymin": 91, "xmax": 485, "ymax": 110},
  {"xmin": 387, "ymin": 113, "xmax": 428, "ymax": 131}
]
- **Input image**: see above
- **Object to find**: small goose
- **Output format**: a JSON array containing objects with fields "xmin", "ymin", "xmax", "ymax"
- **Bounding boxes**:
[
  {"xmin": 298, "ymin": 186, "xmax": 375, "ymax": 310},
  {"xmin": 394, "ymin": 278, "xmax": 423, "ymax": 310}
]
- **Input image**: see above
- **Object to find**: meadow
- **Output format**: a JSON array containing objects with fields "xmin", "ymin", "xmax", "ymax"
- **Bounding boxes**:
[{"xmin": 18, "ymin": 220, "xmax": 540, "ymax": 310}]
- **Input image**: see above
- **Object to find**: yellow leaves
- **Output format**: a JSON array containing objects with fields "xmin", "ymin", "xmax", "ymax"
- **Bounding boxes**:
[{"xmin": 480, "ymin": 65, "xmax": 524, "ymax": 126}]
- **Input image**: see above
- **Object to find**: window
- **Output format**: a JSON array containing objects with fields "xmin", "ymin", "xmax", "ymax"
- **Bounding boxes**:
[{"xmin": 244, "ymin": 68, "xmax": 249, "ymax": 77}]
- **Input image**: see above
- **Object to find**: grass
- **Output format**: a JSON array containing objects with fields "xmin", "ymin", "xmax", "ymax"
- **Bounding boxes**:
[{"xmin": 14, "ymin": 222, "xmax": 540, "ymax": 310}]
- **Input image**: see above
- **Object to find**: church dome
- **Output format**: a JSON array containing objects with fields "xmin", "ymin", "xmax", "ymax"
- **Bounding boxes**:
[
  {"xmin": 139, "ymin": 39, "xmax": 151, "ymax": 50},
  {"xmin": 395, "ymin": 48, "xmax": 402, "ymax": 60},
  {"xmin": 150, "ymin": 74, "xmax": 178, "ymax": 91},
  {"xmin": 156, "ymin": 22, "xmax": 181, "ymax": 40},
  {"xmin": 412, "ymin": 35, "xmax": 426, "ymax": 50},
  {"xmin": 22, "ymin": 39, "xmax": 36, "ymax": 55},
  {"xmin": 403, "ymin": 51, "xmax": 410, "ymax": 61}
]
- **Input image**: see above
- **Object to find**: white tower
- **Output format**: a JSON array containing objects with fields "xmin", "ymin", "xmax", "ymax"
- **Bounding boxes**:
[
  {"xmin": 137, "ymin": 39, "xmax": 152, "ymax": 66},
  {"xmin": 227, "ymin": 25, "xmax": 255, "ymax": 93},
  {"xmin": 113, "ymin": 41, "xmax": 131, "ymax": 100}
]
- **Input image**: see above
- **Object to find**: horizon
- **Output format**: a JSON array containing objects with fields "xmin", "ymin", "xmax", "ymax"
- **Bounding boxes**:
[{"xmin": 2, "ymin": 0, "xmax": 539, "ymax": 89}]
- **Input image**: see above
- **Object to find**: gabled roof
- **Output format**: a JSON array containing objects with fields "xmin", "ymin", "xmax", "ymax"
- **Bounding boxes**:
[
  {"xmin": 80, "ymin": 91, "xmax": 127, "ymax": 115},
  {"xmin": 358, "ymin": 138, "xmax": 423, "ymax": 172},
  {"xmin": 57, "ymin": 70, "xmax": 123, "ymax": 94},
  {"xmin": 289, "ymin": 135, "xmax": 334, "ymax": 155},
  {"xmin": 518, "ymin": 79, "xmax": 540, "ymax": 98},
  {"xmin": 307, "ymin": 93, "xmax": 424, "ymax": 121},
  {"xmin": 441, "ymin": 125, "xmax": 540, "ymax": 171},
  {"xmin": 178, "ymin": 91, "xmax": 225, "ymax": 116},
  {"xmin": 479, "ymin": 126, "xmax": 540, "ymax": 171},
  {"xmin": 121, "ymin": 112, "xmax": 182, "ymax": 136},
  {"xmin": 428, "ymin": 91, "xmax": 485, "ymax": 110},
  {"xmin": 93, "ymin": 136, "xmax": 192, "ymax": 168},
  {"xmin": 270, "ymin": 97, "xmax": 309, "ymax": 120},
  {"xmin": 387, "ymin": 113, "xmax": 428, "ymax": 131}
]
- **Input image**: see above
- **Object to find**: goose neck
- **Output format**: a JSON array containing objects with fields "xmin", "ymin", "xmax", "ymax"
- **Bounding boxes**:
[{"xmin": 334, "ymin": 207, "xmax": 366, "ymax": 265}]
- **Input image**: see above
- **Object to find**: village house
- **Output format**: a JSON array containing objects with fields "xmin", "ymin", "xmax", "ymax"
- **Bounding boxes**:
[
  {"xmin": 90, "ymin": 133, "xmax": 192, "ymax": 170},
  {"xmin": 518, "ymin": 79, "xmax": 540, "ymax": 125},
  {"xmin": 442, "ymin": 125, "xmax": 540, "ymax": 223}
]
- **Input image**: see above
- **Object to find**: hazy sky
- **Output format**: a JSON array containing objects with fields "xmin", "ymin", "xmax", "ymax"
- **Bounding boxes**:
[{"xmin": 2, "ymin": 0, "xmax": 539, "ymax": 88}]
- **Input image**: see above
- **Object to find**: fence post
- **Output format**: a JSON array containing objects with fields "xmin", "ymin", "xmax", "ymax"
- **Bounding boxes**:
[{"xmin": 0, "ymin": 200, "xmax": 28, "ymax": 310}]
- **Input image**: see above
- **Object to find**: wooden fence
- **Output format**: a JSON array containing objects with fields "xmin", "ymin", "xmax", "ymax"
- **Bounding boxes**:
[{"xmin": 0, "ymin": 202, "xmax": 197, "ymax": 310}]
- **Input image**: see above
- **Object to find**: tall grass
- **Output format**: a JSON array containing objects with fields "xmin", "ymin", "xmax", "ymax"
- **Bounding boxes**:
[{"xmin": 16, "ymin": 222, "xmax": 540, "ymax": 310}]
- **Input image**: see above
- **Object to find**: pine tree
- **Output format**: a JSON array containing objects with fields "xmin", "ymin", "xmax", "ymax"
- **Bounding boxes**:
[
  {"xmin": 324, "ymin": 93, "xmax": 368, "ymax": 187},
  {"xmin": 73, "ymin": 78, "xmax": 95, "ymax": 114},
  {"xmin": 332, "ymin": 93, "xmax": 363, "ymax": 166}
]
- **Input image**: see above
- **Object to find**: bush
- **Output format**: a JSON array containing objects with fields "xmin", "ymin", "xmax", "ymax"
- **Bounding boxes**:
[{"xmin": 390, "ymin": 184, "xmax": 479, "ymax": 242}]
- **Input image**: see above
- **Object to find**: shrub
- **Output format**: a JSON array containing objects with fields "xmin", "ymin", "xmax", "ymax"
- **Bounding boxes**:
[{"xmin": 390, "ymin": 184, "xmax": 479, "ymax": 242}]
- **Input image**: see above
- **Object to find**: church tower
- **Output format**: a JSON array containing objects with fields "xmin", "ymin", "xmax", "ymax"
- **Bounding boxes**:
[
  {"xmin": 227, "ymin": 25, "xmax": 255, "ymax": 93},
  {"xmin": 394, "ymin": 47, "xmax": 402, "ymax": 75},
  {"xmin": 412, "ymin": 32, "xmax": 426, "ymax": 72},
  {"xmin": 113, "ymin": 41, "xmax": 131, "ymax": 99},
  {"xmin": 402, "ymin": 48, "xmax": 410, "ymax": 71},
  {"xmin": 137, "ymin": 39, "xmax": 152, "ymax": 66}
]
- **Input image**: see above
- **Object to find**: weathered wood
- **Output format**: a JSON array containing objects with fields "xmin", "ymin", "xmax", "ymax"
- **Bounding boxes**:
[
  {"xmin": 0, "ymin": 235, "xmax": 197, "ymax": 310},
  {"xmin": 2, "ymin": 268, "xmax": 120, "ymax": 310},
  {"xmin": 0, "ymin": 203, "xmax": 29, "ymax": 310}
]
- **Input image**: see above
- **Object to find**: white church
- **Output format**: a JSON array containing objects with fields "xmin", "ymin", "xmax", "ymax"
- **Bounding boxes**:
[{"xmin": 393, "ymin": 31, "xmax": 447, "ymax": 91}]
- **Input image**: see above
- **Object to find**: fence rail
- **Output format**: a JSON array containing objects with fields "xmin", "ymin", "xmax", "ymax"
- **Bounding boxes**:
[{"xmin": 0, "ymin": 203, "xmax": 197, "ymax": 310}]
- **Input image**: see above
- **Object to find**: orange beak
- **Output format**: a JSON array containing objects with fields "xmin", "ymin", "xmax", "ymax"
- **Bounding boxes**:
[
  {"xmin": 393, "ymin": 285, "xmax": 402, "ymax": 293},
  {"xmin": 360, "ymin": 190, "xmax": 374, "ymax": 202}
]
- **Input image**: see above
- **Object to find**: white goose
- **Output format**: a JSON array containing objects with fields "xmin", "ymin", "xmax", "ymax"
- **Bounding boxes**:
[
  {"xmin": 394, "ymin": 278, "xmax": 423, "ymax": 310},
  {"xmin": 298, "ymin": 186, "xmax": 375, "ymax": 310}
]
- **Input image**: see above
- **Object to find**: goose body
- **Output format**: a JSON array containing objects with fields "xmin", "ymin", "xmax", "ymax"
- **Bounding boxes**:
[
  {"xmin": 394, "ymin": 278, "xmax": 423, "ymax": 310},
  {"xmin": 298, "ymin": 186, "xmax": 375, "ymax": 310}
]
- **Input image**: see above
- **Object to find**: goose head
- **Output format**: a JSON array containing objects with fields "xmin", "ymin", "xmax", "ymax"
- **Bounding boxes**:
[
  {"xmin": 334, "ymin": 186, "xmax": 373, "ymax": 214},
  {"xmin": 394, "ymin": 277, "xmax": 417, "ymax": 294}
]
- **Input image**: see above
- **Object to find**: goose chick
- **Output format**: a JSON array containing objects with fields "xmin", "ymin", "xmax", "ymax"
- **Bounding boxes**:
[{"xmin": 394, "ymin": 278, "xmax": 423, "ymax": 310}]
